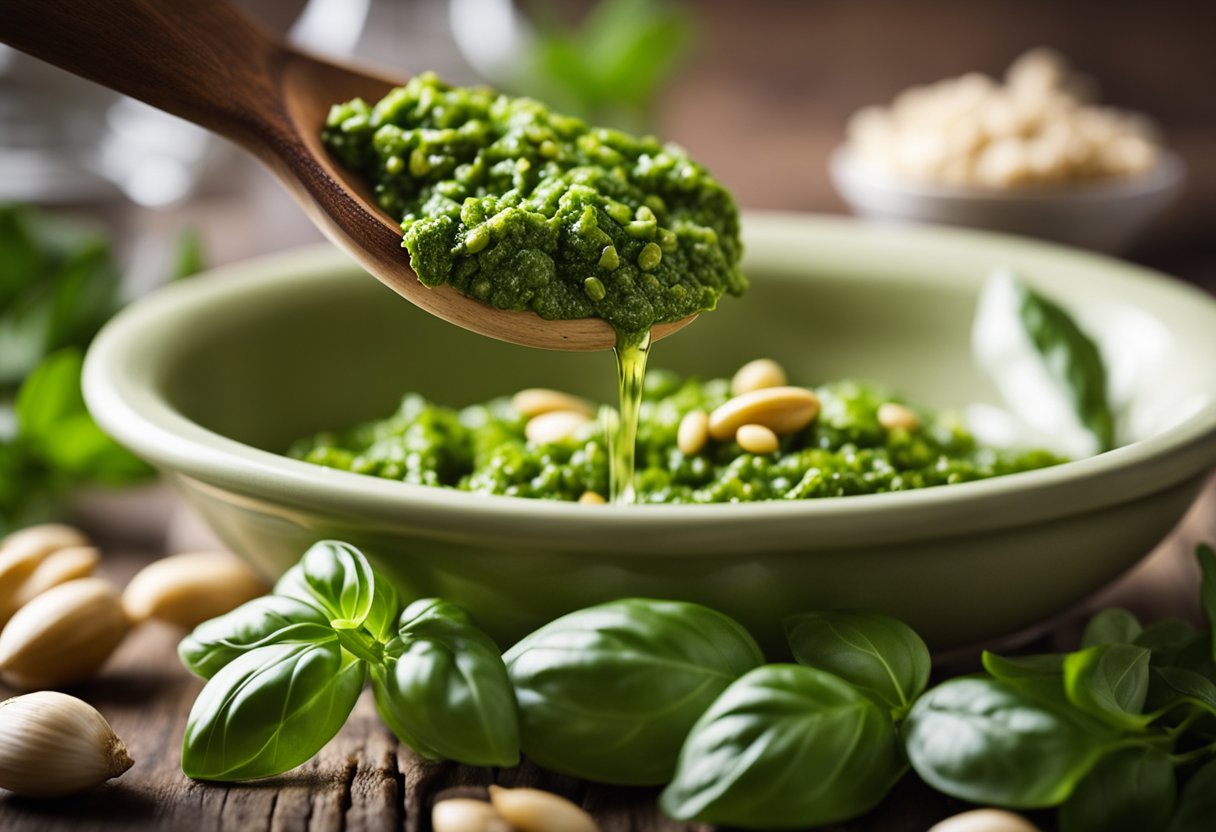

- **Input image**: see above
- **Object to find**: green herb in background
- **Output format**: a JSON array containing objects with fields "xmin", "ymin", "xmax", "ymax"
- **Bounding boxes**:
[
  {"xmin": 0, "ymin": 205, "xmax": 122, "ymax": 392},
  {"xmin": 0, "ymin": 349, "xmax": 154, "ymax": 533},
  {"xmin": 520, "ymin": 0, "xmax": 695, "ymax": 131},
  {"xmin": 0, "ymin": 205, "xmax": 204, "ymax": 534}
]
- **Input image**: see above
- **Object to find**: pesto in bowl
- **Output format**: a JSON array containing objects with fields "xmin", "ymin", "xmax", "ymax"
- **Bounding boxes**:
[
  {"xmin": 322, "ymin": 73, "xmax": 746, "ymax": 334},
  {"xmin": 288, "ymin": 373, "xmax": 1062, "ymax": 504}
]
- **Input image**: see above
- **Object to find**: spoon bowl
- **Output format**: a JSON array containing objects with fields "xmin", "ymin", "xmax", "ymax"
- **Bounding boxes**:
[{"xmin": 0, "ymin": 0, "xmax": 695, "ymax": 351}]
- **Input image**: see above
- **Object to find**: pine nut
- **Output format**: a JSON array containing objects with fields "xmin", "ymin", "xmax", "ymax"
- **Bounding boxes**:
[
  {"xmin": 578, "ymin": 491, "xmax": 606, "ymax": 505},
  {"xmin": 677, "ymin": 410, "xmax": 709, "ymax": 455},
  {"xmin": 525, "ymin": 411, "xmax": 592, "ymax": 445},
  {"xmin": 736, "ymin": 423, "xmax": 779, "ymax": 454},
  {"xmin": 708, "ymin": 387, "xmax": 820, "ymax": 441},
  {"xmin": 877, "ymin": 402, "xmax": 920, "ymax": 431},
  {"xmin": 730, "ymin": 358, "xmax": 787, "ymax": 396},
  {"xmin": 432, "ymin": 798, "xmax": 512, "ymax": 832},
  {"xmin": 512, "ymin": 389, "xmax": 594, "ymax": 419},
  {"xmin": 488, "ymin": 786, "xmax": 601, "ymax": 832}
]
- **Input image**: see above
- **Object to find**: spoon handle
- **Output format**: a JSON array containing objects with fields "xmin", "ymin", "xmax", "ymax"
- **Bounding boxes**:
[{"xmin": 0, "ymin": 0, "xmax": 289, "ymax": 149}]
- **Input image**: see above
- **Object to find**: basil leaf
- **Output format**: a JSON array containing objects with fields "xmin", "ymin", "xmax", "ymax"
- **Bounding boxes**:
[
  {"xmin": 1199, "ymin": 544, "xmax": 1216, "ymax": 663},
  {"xmin": 1151, "ymin": 666, "xmax": 1216, "ymax": 715},
  {"xmin": 1064, "ymin": 644, "xmax": 1153, "ymax": 730},
  {"xmin": 182, "ymin": 640, "xmax": 365, "ymax": 781},
  {"xmin": 1058, "ymin": 745, "xmax": 1175, "ymax": 832},
  {"xmin": 370, "ymin": 599, "xmax": 519, "ymax": 767},
  {"xmin": 1137, "ymin": 618, "xmax": 1201, "ymax": 655},
  {"xmin": 504, "ymin": 598, "xmax": 764, "ymax": 785},
  {"xmin": 784, "ymin": 611, "xmax": 929, "ymax": 715},
  {"xmin": 982, "ymin": 651, "xmax": 1067, "ymax": 703},
  {"xmin": 660, "ymin": 664, "xmax": 905, "ymax": 827},
  {"xmin": 178, "ymin": 595, "xmax": 332, "ymax": 679},
  {"xmin": 275, "ymin": 540, "xmax": 397, "ymax": 636},
  {"xmin": 1082, "ymin": 608, "xmax": 1142, "ymax": 648},
  {"xmin": 905, "ymin": 676, "xmax": 1118, "ymax": 808},
  {"xmin": 1014, "ymin": 277, "xmax": 1114, "ymax": 452},
  {"xmin": 1170, "ymin": 758, "xmax": 1216, "ymax": 832}
]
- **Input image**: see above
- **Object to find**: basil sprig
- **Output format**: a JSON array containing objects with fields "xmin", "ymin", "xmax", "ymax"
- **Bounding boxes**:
[
  {"xmin": 179, "ymin": 541, "xmax": 517, "ymax": 780},
  {"xmin": 902, "ymin": 544, "xmax": 1216, "ymax": 828}
]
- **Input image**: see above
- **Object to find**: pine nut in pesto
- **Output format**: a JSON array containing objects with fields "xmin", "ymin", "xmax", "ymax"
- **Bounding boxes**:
[{"xmin": 322, "ymin": 72, "xmax": 745, "ymax": 335}]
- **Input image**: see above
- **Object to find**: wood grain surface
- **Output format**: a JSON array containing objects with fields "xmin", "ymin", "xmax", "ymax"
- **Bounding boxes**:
[{"xmin": 0, "ymin": 477, "xmax": 1211, "ymax": 832}]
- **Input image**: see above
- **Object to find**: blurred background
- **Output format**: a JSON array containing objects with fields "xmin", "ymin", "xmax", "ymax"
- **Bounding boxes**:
[{"xmin": 3, "ymin": 0, "xmax": 1212, "ymax": 285}]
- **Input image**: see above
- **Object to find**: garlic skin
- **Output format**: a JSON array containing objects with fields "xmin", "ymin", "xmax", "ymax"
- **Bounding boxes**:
[
  {"xmin": 0, "ymin": 691, "xmax": 133, "ymax": 797},
  {"xmin": 0, "ymin": 578, "xmax": 129, "ymax": 689}
]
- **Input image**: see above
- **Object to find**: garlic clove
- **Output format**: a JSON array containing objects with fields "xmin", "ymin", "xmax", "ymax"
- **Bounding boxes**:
[
  {"xmin": 10, "ymin": 546, "xmax": 100, "ymax": 616},
  {"xmin": 0, "ymin": 578, "xmax": 130, "ymax": 689},
  {"xmin": 0, "ymin": 691, "xmax": 133, "ymax": 797},
  {"xmin": 120, "ymin": 551, "xmax": 269, "ymax": 630},
  {"xmin": 0, "ymin": 524, "xmax": 91, "ymax": 623}
]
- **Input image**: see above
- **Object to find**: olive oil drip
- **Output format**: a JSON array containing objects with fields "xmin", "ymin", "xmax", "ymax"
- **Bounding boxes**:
[{"xmin": 608, "ymin": 329, "xmax": 652, "ymax": 504}]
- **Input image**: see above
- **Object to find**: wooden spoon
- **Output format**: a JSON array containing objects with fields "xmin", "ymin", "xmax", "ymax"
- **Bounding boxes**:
[{"xmin": 0, "ymin": 0, "xmax": 696, "ymax": 352}]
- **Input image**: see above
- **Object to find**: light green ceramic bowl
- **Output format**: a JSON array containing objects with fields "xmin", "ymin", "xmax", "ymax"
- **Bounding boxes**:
[{"xmin": 83, "ymin": 214, "xmax": 1216, "ymax": 651}]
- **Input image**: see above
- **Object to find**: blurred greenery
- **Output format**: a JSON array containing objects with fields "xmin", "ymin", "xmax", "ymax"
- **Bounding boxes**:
[
  {"xmin": 519, "ymin": 0, "xmax": 695, "ymax": 132},
  {"xmin": 0, "ymin": 205, "xmax": 204, "ymax": 534}
]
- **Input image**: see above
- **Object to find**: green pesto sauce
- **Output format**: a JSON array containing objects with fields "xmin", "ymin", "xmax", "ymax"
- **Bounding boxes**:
[
  {"xmin": 287, "ymin": 373, "xmax": 1065, "ymax": 504},
  {"xmin": 322, "ymin": 73, "xmax": 746, "ymax": 334}
]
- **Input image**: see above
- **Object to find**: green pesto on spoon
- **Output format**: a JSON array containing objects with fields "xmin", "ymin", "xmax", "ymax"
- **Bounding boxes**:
[{"xmin": 0, "ymin": 0, "xmax": 721, "ymax": 351}]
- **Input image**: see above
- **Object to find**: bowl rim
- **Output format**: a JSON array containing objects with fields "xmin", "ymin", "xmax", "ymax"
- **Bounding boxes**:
[
  {"xmin": 828, "ymin": 144, "xmax": 1187, "ymax": 203},
  {"xmin": 83, "ymin": 213, "xmax": 1216, "ymax": 550}
]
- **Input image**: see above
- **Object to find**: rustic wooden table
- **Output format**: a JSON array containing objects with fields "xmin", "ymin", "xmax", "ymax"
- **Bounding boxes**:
[{"xmin": 0, "ymin": 477, "xmax": 1211, "ymax": 832}]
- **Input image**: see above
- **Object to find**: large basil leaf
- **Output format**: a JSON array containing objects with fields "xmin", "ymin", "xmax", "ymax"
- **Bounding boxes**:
[
  {"xmin": 370, "ymin": 599, "xmax": 518, "ymax": 767},
  {"xmin": 1082, "ymin": 608, "xmax": 1142, "ymax": 648},
  {"xmin": 1014, "ymin": 277, "xmax": 1114, "ymax": 452},
  {"xmin": 1170, "ymin": 758, "xmax": 1216, "ymax": 832},
  {"xmin": 178, "ymin": 595, "xmax": 332, "ymax": 679},
  {"xmin": 182, "ymin": 640, "xmax": 365, "ymax": 781},
  {"xmin": 504, "ymin": 598, "xmax": 764, "ymax": 785},
  {"xmin": 275, "ymin": 540, "xmax": 397, "ymax": 638},
  {"xmin": 905, "ymin": 677, "xmax": 1119, "ymax": 807},
  {"xmin": 784, "ymin": 611, "xmax": 929, "ymax": 715},
  {"xmin": 660, "ymin": 664, "xmax": 905, "ymax": 828},
  {"xmin": 1058, "ymin": 745, "xmax": 1175, "ymax": 832},
  {"xmin": 1064, "ymin": 644, "xmax": 1153, "ymax": 730}
]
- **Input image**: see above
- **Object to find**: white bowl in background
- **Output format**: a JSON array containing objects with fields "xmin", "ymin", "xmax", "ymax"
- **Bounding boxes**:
[{"xmin": 829, "ymin": 146, "xmax": 1185, "ymax": 253}]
